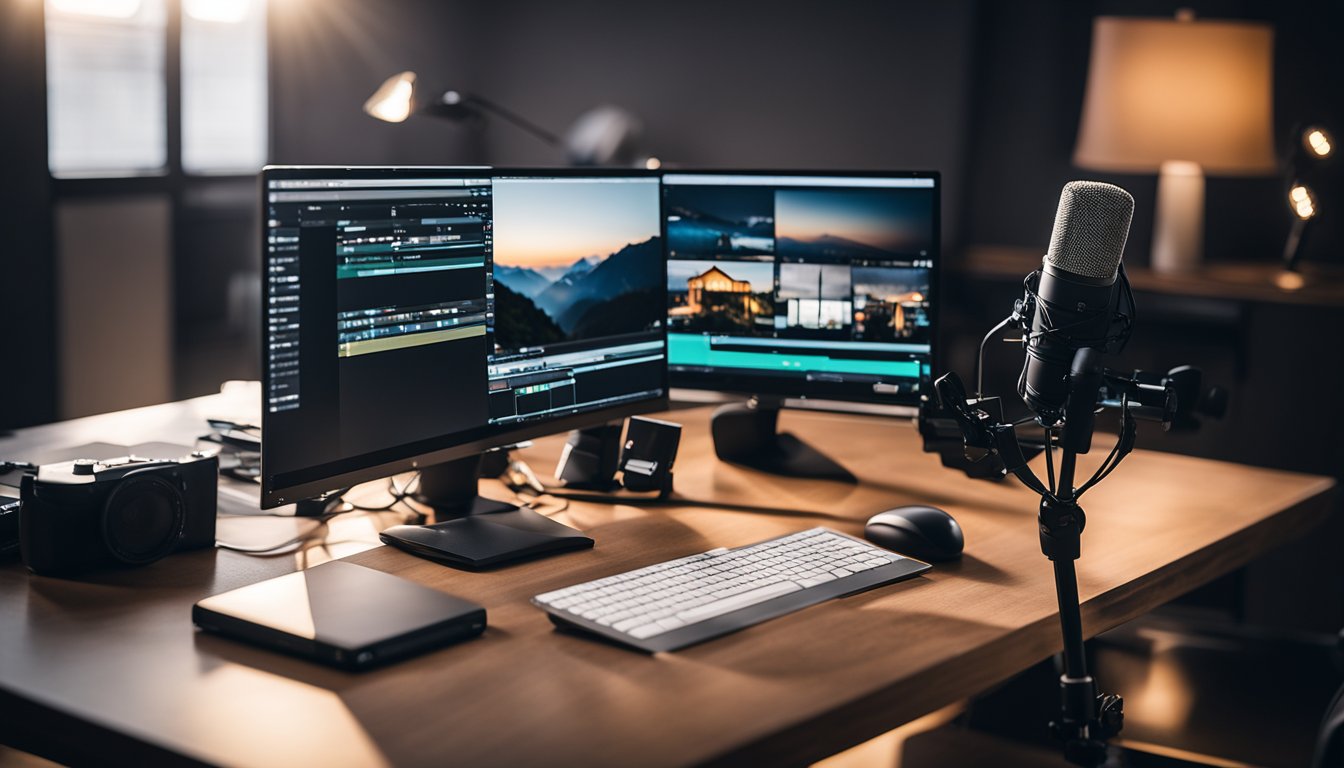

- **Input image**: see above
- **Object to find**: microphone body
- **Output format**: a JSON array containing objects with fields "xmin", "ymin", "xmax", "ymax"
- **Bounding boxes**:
[
  {"xmin": 1020, "ymin": 264, "xmax": 1118, "ymax": 423},
  {"xmin": 1019, "ymin": 181, "xmax": 1134, "ymax": 424}
]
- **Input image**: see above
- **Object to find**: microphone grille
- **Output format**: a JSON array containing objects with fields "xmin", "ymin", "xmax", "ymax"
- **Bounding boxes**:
[{"xmin": 1045, "ymin": 181, "xmax": 1134, "ymax": 280}]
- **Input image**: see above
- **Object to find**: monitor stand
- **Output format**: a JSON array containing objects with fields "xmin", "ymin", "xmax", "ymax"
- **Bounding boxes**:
[
  {"xmin": 413, "ymin": 454, "xmax": 519, "ymax": 518},
  {"xmin": 379, "ymin": 454, "xmax": 594, "ymax": 569},
  {"xmin": 710, "ymin": 398, "xmax": 856, "ymax": 483}
]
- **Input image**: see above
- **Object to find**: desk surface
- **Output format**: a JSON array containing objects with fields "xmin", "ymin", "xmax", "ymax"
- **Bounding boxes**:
[{"xmin": 0, "ymin": 391, "xmax": 1335, "ymax": 767}]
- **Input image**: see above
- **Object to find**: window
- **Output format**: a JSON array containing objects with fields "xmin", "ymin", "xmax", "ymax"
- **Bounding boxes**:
[
  {"xmin": 44, "ymin": 0, "xmax": 267, "ymax": 178},
  {"xmin": 46, "ymin": 0, "xmax": 168, "ymax": 176},
  {"xmin": 181, "ymin": 0, "xmax": 267, "ymax": 173}
]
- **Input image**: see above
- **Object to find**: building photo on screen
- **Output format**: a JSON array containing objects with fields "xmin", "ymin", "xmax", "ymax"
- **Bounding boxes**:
[{"xmin": 665, "ymin": 173, "xmax": 936, "ymax": 403}]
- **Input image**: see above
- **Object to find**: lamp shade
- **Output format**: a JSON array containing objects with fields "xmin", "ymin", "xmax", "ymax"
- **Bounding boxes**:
[{"xmin": 1074, "ymin": 16, "xmax": 1276, "ymax": 175}]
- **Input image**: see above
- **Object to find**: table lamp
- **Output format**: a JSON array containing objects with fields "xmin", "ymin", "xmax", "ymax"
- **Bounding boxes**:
[{"xmin": 1073, "ymin": 12, "xmax": 1276, "ymax": 273}]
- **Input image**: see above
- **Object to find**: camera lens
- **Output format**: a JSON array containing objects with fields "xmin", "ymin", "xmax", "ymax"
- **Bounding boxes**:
[{"xmin": 101, "ymin": 473, "xmax": 186, "ymax": 565}]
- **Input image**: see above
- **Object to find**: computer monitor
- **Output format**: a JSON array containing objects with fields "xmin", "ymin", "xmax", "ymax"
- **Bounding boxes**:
[
  {"xmin": 261, "ymin": 166, "xmax": 667, "ymax": 522},
  {"xmin": 663, "ymin": 171, "xmax": 938, "ymax": 478}
]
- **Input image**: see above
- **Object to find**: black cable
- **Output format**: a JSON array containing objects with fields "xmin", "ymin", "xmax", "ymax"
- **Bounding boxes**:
[
  {"xmin": 1044, "ymin": 427, "xmax": 1056, "ymax": 495},
  {"xmin": 343, "ymin": 474, "xmax": 425, "ymax": 523},
  {"xmin": 976, "ymin": 314, "xmax": 1015, "ymax": 398},
  {"xmin": 514, "ymin": 491, "xmax": 571, "ymax": 518},
  {"xmin": 538, "ymin": 487, "xmax": 853, "ymax": 521},
  {"xmin": 215, "ymin": 517, "xmax": 335, "ymax": 554},
  {"xmin": 1075, "ymin": 395, "xmax": 1132, "ymax": 498},
  {"xmin": 345, "ymin": 475, "xmax": 417, "ymax": 512}
]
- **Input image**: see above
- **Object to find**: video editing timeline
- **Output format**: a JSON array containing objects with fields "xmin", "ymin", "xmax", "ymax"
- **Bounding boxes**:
[
  {"xmin": 332, "ymin": 182, "xmax": 492, "ymax": 359},
  {"xmin": 663, "ymin": 173, "xmax": 936, "ymax": 402},
  {"xmin": 262, "ymin": 171, "xmax": 665, "ymax": 488},
  {"xmin": 265, "ymin": 176, "xmax": 492, "ymax": 414}
]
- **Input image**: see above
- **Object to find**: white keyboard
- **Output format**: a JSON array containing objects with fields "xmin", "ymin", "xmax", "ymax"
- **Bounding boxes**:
[{"xmin": 532, "ymin": 527, "xmax": 931, "ymax": 652}]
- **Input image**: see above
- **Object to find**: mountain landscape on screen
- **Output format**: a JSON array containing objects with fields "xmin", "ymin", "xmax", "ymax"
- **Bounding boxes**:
[
  {"xmin": 493, "ymin": 265, "xmax": 552, "ymax": 298},
  {"xmin": 492, "ymin": 237, "xmax": 663, "ymax": 349},
  {"xmin": 776, "ymin": 233, "xmax": 899, "ymax": 261}
]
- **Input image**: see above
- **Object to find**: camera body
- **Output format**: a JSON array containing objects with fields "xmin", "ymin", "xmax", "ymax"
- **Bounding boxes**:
[{"xmin": 20, "ymin": 453, "xmax": 218, "ymax": 575}]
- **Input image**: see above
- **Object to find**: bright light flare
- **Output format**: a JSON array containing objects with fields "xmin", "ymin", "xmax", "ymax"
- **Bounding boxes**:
[
  {"xmin": 184, "ymin": 0, "xmax": 252, "ymax": 23},
  {"xmin": 49, "ymin": 0, "xmax": 142, "ymax": 18},
  {"xmin": 363, "ymin": 71, "xmax": 417, "ymax": 124},
  {"xmin": 1289, "ymin": 184, "xmax": 1316, "ymax": 220},
  {"xmin": 1275, "ymin": 270, "xmax": 1306, "ymax": 291},
  {"xmin": 1304, "ymin": 127, "xmax": 1333, "ymax": 158}
]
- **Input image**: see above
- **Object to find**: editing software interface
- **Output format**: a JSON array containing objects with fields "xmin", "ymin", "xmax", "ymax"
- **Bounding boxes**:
[
  {"xmin": 263, "ymin": 170, "xmax": 665, "ymax": 499},
  {"xmin": 663, "ymin": 173, "xmax": 936, "ymax": 403}
]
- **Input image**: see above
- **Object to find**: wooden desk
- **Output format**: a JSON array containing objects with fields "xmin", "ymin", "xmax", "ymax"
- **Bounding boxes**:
[{"xmin": 0, "ymin": 393, "xmax": 1335, "ymax": 767}]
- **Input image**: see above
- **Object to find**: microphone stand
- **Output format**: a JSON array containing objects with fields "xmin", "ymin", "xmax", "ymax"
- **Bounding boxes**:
[
  {"xmin": 1038, "ymin": 351, "xmax": 1123, "ymax": 768},
  {"xmin": 933, "ymin": 350, "xmax": 1140, "ymax": 768},
  {"xmin": 927, "ymin": 258, "xmax": 1225, "ymax": 765}
]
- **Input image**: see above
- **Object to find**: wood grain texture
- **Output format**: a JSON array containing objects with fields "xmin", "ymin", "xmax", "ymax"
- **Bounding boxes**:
[{"xmin": 0, "ymin": 398, "xmax": 1335, "ymax": 767}]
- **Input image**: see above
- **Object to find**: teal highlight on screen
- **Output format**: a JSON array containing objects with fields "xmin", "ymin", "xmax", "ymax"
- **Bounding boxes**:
[{"xmin": 669, "ymin": 334, "xmax": 922, "ymax": 379}]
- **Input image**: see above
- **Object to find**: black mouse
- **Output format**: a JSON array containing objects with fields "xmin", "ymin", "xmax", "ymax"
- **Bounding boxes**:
[{"xmin": 864, "ymin": 505, "xmax": 964, "ymax": 562}]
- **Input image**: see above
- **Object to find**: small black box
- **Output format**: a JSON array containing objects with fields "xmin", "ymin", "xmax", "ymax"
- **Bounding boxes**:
[{"xmin": 619, "ymin": 416, "xmax": 681, "ymax": 494}]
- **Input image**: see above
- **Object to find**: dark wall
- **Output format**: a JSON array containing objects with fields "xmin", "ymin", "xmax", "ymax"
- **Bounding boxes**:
[
  {"xmin": 268, "ymin": 0, "xmax": 482, "ymax": 165},
  {"xmin": 964, "ymin": 0, "xmax": 1344, "ymax": 265},
  {"xmin": 0, "ymin": 0, "xmax": 55, "ymax": 429},
  {"xmin": 468, "ymin": 0, "xmax": 977, "ymax": 251}
]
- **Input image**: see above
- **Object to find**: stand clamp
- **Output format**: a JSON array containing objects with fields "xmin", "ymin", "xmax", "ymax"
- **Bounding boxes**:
[{"xmin": 1039, "ymin": 494, "xmax": 1084, "ymax": 562}]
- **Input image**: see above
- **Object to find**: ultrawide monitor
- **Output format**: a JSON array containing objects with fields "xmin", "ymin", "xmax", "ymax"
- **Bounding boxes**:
[
  {"xmin": 261, "ymin": 167, "xmax": 667, "ymax": 509},
  {"xmin": 663, "ymin": 171, "xmax": 938, "ymax": 407}
]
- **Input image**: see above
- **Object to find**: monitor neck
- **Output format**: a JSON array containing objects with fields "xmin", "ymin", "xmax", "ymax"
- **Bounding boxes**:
[{"xmin": 413, "ymin": 454, "xmax": 518, "ymax": 519}]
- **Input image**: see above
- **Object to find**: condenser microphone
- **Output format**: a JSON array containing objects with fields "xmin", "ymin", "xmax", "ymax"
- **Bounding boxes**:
[{"xmin": 1018, "ymin": 181, "xmax": 1134, "ymax": 424}]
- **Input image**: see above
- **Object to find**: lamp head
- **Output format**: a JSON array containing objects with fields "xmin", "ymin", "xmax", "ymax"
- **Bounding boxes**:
[
  {"xmin": 363, "ymin": 71, "xmax": 417, "ymax": 123},
  {"xmin": 1289, "ymin": 184, "xmax": 1317, "ymax": 220},
  {"xmin": 1303, "ymin": 126, "xmax": 1333, "ymax": 159},
  {"xmin": 563, "ymin": 106, "xmax": 644, "ymax": 166}
]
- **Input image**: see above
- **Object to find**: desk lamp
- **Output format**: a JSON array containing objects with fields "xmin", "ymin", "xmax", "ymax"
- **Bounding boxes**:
[
  {"xmin": 1073, "ymin": 11, "xmax": 1276, "ymax": 273},
  {"xmin": 363, "ymin": 71, "xmax": 651, "ymax": 167}
]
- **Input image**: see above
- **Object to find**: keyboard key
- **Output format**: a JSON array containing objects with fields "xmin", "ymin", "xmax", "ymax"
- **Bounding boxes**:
[
  {"xmin": 628, "ymin": 623, "xmax": 666, "ymax": 639},
  {"xmin": 677, "ymin": 582, "xmax": 801, "ymax": 623}
]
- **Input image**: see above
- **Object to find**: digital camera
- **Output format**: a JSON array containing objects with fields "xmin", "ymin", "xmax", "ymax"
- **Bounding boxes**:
[{"xmin": 20, "ymin": 453, "xmax": 218, "ymax": 575}]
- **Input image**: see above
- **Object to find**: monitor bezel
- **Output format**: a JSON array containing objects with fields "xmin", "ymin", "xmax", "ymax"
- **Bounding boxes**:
[
  {"xmin": 259, "ymin": 165, "xmax": 668, "ymax": 509},
  {"xmin": 662, "ymin": 168, "xmax": 940, "ymax": 408}
]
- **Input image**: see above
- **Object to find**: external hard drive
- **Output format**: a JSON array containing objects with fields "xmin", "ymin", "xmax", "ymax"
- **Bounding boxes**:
[{"xmin": 193, "ymin": 560, "xmax": 485, "ymax": 670}]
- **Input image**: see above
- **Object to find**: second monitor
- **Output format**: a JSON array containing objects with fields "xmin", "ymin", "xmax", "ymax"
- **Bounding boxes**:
[{"xmin": 663, "ymin": 171, "xmax": 939, "ymax": 478}]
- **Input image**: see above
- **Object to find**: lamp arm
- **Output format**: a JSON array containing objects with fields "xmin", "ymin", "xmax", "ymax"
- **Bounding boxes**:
[
  {"xmin": 454, "ymin": 93, "xmax": 562, "ymax": 148},
  {"xmin": 1283, "ymin": 217, "xmax": 1311, "ymax": 272}
]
